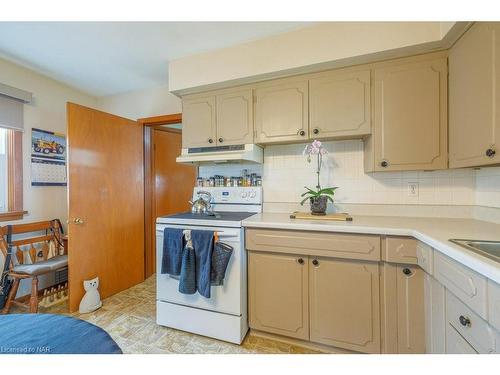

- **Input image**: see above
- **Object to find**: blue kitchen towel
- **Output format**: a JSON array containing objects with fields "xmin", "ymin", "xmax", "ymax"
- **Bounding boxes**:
[
  {"xmin": 191, "ymin": 230, "xmax": 214, "ymax": 298},
  {"xmin": 179, "ymin": 242, "xmax": 196, "ymax": 294},
  {"xmin": 161, "ymin": 228, "xmax": 184, "ymax": 275}
]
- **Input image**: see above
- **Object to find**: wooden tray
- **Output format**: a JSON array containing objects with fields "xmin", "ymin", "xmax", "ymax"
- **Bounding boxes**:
[{"xmin": 290, "ymin": 211, "xmax": 353, "ymax": 221}]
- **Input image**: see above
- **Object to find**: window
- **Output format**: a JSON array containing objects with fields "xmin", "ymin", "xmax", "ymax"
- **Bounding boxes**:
[
  {"xmin": 0, "ymin": 127, "xmax": 23, "ymax": 220},
  {"xmin": 0, "ymin": 84, "xmax": 30, "ymax": 220}
]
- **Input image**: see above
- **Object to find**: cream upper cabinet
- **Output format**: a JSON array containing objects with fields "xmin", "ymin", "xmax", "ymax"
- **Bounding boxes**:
[
  {"xmin": 216, "ymin": 89, "xmax": 253, "ymax": 146},
  {"xmin": 254, "ymin": 79, "xmax": 309, "ymax": 144},
  {"xmin": 449, "ymin": 22, "xmax": 500, "ymax": 168},
  {"xmin": 309, "ymin": 257, "xmax": 380, "ymax": 353},
  {"xmin": 365, "ymin": 53, "xmax": 448, "ymax": 172},
  {"xmin": 248, "ymin": 251, "xmax": 309, "ymax": 340},
  {"xmin": 182, "ymin": 95, "xmax": 217, "ymax": 148},
  {"xmin": 309, "ymin": 69, "xmax": 371, "ymax": 139}
]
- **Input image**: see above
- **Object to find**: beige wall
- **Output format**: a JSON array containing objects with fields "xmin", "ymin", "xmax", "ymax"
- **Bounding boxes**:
[
  {"xmin": 0, "ymin": 57, "xmax": 97, "ymax": 296},
  {"xmin": 0, "ymin": 57, "xmax": 97, "ymax": 227},
  {"xmin": 169, "ymin": 22, "xmax": 461, "ymax": 93},
  {"xmin": 97, "ymin": 85, "xmax": 181, "ymax": 120}
]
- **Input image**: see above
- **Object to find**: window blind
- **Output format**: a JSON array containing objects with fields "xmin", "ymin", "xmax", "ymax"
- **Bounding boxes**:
[
  {"xmin": 0, "ymin": 95, "xmax": 24, "ymax": 132},
  {"xmin": 0, "ymin": 83, "xmax": 31, "ymax": 132}
]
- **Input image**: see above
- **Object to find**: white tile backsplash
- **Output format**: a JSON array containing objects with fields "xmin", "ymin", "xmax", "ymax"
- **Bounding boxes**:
[
  {"xmin": 475, "ymin": 166, "xmax": 500, "ymax": 208},
  {"xmin": 198, "ymin": 140, "xmax": 500, "ymax": 209},
  {"xmin": 262, "ymin": 140, "xmax": 476, "ymax": 206}
]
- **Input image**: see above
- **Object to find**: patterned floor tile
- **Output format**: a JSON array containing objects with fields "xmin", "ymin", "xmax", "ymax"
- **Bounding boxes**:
[{"xmin": 30, "ymin": 275, "xmax": 321, "ymax": 354}]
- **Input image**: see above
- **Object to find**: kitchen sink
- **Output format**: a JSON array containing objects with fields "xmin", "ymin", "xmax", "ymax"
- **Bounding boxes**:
[{"xmin": 449, "ymin": 239, "xmax": 500, "ymax": 262}]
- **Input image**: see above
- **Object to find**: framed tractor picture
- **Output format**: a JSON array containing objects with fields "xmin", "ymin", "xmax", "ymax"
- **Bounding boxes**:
[{"xmin": 31, "ymin": 128, "xmax": 67, "ymax": 186}]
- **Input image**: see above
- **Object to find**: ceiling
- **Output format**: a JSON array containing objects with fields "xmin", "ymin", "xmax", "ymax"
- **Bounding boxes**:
[{"xmin": 0, "ymin": 22, "xmax": 311, "ymax": 97}]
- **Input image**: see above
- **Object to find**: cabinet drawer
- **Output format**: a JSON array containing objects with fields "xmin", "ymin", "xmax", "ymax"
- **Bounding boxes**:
[
  {"xmin": 246, "ymin": 228, "xmax": 380, "ymax": 261},
  {"xmin": 446, "ymin": 324, "xmax": 478, "ymax": 354},
  {"xmin": 446, "ymin": 290, "xmax": 497, "ymax": 353},
  {"xmin": 383, "ymin": 236, "xmax": 418, "ymax": 264},
  {"xmin": 488, "ymin": 280, "xmax": 500, "ymax": 332},
  {"xmin": 416, "ymin": 241, "xmax": 434, "ymax": 274},
  {"xmin": 434, "ymin": 251, "xmax": 488, "ymax": 318}
]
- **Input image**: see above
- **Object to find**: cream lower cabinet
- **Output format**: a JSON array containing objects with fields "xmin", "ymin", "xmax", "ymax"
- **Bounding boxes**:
[
  {"xmin": 424, "ymin": 273, "xmax": 446, "ymax": 354},
  {"xmin": 248, "ymin": 251, "xmax": 309, "ymax": 340},
  {"xmin": 309, "ymin": 257, "xmax": 381, "ymax": 353},
  {"xmin": 380, "ymin": 263, "xmax": 426, "ymax": 354}
]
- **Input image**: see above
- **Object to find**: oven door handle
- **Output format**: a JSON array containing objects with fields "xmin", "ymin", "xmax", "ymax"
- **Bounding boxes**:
[{"xmin": 215, "ymin": 231, "xmax": 240, "ymax": 240}]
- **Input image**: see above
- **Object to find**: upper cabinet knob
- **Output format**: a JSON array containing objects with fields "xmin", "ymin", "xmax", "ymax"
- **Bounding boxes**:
[
  {"xmin": 208, "ymin": 138, "xmax": 214, "ymax": 144},
  {"xmin": 486, "ymin": 148, "xmax": 496, "ymax": 158},
  {"xmin": 298, "ymin": 130, "xmax": 306, "ymax": 136},
  {"xmin": 313, "ymin": 128, "xmax": 319, "ymax": 135},
  {"xmin": 218, "ymin": 138, "xmax": 224, "ymax": 143},
  {"xmin": 312, "ymin": 259, "xmax": 319, "ymax": 266},
  {"xmin": 297, "ymin": 258, "xmax": 304, "ymax": 265},
  {"xmin": 380, "ymin": 160, "xmax": 389, "ymax": 168}
]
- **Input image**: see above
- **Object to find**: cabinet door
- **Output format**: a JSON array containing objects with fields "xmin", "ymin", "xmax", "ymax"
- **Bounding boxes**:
[
  {"xmin": 182, "ymin": 95, "xmax": 217, "ymax": 148},
  {"xmin": 446, "ymin": 325, "xmax": 478, "ymax": 354},
  {"xmin": 424, "ymin": 273, "xmax": 446, "ymax": 354},
  {"xmin": 396, "ymin": 265, "xmax": 425, "ymax": 353},
  {"xmin": 449, "ymin": 22, "xmax": 500, "ymax": 168},
  {"xmin": 309, "ymin": 257, "xmax": 380, "ymax": 353},
  {"xmin": 371, "ymin": 55, "xmax": 447, "ymax": 171},
  {"xmin": 248, "ymin": 251, "xmax": 309, "ymax": 340},
  {"xmin": 216, "ymin": 89, "xmax": 253, "ymax": 146},
  {"xmin": 255, "ymin": 80, "xmax": 308, "ymax": 144},
  {"xmin": 309, "ymin": 70, "xmax": 371, "ymax": 139}
]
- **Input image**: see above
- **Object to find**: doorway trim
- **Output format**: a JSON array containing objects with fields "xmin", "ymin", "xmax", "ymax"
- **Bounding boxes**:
[{"xmin": 139, "ymin": 113, "xmax": 183, "ymax": 278}]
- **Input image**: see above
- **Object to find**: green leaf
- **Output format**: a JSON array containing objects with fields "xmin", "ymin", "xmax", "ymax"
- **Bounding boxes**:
[{"xmin": 300, "ymin": 196, "xmax": 310, "ymax": 205}]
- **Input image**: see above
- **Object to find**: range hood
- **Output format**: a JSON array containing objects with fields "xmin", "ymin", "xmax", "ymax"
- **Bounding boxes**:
[{"xmin": 176, "ymin": 144, "xmax": 263, "ymax": 164}]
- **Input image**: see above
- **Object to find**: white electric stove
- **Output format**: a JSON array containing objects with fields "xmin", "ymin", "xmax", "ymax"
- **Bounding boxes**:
[{"xmin": 156, "ymin": 187, "xmax": 262, "ymax": 344}]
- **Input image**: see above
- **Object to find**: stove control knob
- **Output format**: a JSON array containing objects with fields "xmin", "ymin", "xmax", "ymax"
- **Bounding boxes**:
[
  {"xmin": 249, "ymin": 191, "xmax": 256, "ymax": 198},
  {"xmin": 240, "ymin": 192, "xmax": 248, "ymax": 199}
]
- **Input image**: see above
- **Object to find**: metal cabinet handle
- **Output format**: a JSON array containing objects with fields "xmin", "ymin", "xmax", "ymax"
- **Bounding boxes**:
[
  {"xmin": 380, "ymin": 160, "xmax": 389, "ymax": 168},
  {"xmin": 486, "ymin": 148, "xmax": 496, "ymax": 158},
  {"xmin": 312, "ymin": 259, "xmax": 319, "ymax": 266},
  {"xmin": 313, "ymin": 128, "xmax": 319, "ymax": 135},
  {"xmin": 459, "ymin": 315, "xmax": 471, "ymax": 327},
  {"xmin": 298, "ymin": 130, "xmax": 306, "ymax": 136},
  {"xmin": 403, "ymin": 267, "xmax": 412, "ymax": 276},
  {"xmin": 297, "ymin": 258, "xmax": 304, "ymax": 265},
  {"xmin": 72, "ymin": 217, "xmax": 85, "ymax": 225},
  {"xmin": 218, "ymin": 138, "xmax": 224, "ymax": 143},
  {"xmin": 208, "ymin": 138, "xmax": 214, "ymax": 144}
]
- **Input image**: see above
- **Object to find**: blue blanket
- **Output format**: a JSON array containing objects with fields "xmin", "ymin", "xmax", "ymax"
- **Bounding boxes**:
[{"xmin": 0, "ymin": 314, "xmax": 122, "ymax": 354}]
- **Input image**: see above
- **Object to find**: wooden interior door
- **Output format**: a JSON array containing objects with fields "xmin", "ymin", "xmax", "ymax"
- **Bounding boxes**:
[
  {"xmin": 145, "ymin": 126, "xmax": 196, "ymax": 277},
  {"xmin": 67, "ymin": 103, "xmax": 144, "ymax": 312}
]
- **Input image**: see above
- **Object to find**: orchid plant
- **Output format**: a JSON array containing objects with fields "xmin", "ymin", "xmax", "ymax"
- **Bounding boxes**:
[{"xmin": 300, "ymin": 140, "xmax": 338, "ymax": 206}]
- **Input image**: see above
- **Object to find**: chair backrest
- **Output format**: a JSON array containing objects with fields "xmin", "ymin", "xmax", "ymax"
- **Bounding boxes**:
[{"xmin": 0, "ymin": 220, "xmax": 64, "ymax": 269}]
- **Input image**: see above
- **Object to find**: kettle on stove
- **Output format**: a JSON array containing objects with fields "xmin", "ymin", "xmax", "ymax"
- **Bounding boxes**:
[{"xmin": 189, "ymin": 191, "xmax": 212, "ymax": 215}]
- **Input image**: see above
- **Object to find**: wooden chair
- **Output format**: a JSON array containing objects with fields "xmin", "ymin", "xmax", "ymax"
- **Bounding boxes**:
[{"xmin": 0, "ymin": 220, "xmax": 67, "ymax": 314}]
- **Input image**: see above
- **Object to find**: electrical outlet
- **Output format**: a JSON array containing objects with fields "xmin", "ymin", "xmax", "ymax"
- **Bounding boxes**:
[{"xmin": 407, "ymin": 182, "xmax": 419, "ymax": 197}]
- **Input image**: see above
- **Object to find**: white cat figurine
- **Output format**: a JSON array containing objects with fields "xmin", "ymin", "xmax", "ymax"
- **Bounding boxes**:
[{"xmin": 79, "ymin": 277, "xmax": 103, "ymax": 314}]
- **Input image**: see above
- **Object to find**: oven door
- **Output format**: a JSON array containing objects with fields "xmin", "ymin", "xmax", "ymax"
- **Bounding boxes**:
[{"xmin": 156, "ymin": 223, "xmax": 245, "ymax": 316}]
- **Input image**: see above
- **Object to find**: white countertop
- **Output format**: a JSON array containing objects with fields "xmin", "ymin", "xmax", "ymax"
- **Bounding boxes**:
[{"xmin": 242, "ymin": 213, "xmax": 500, "ymax": 284}]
